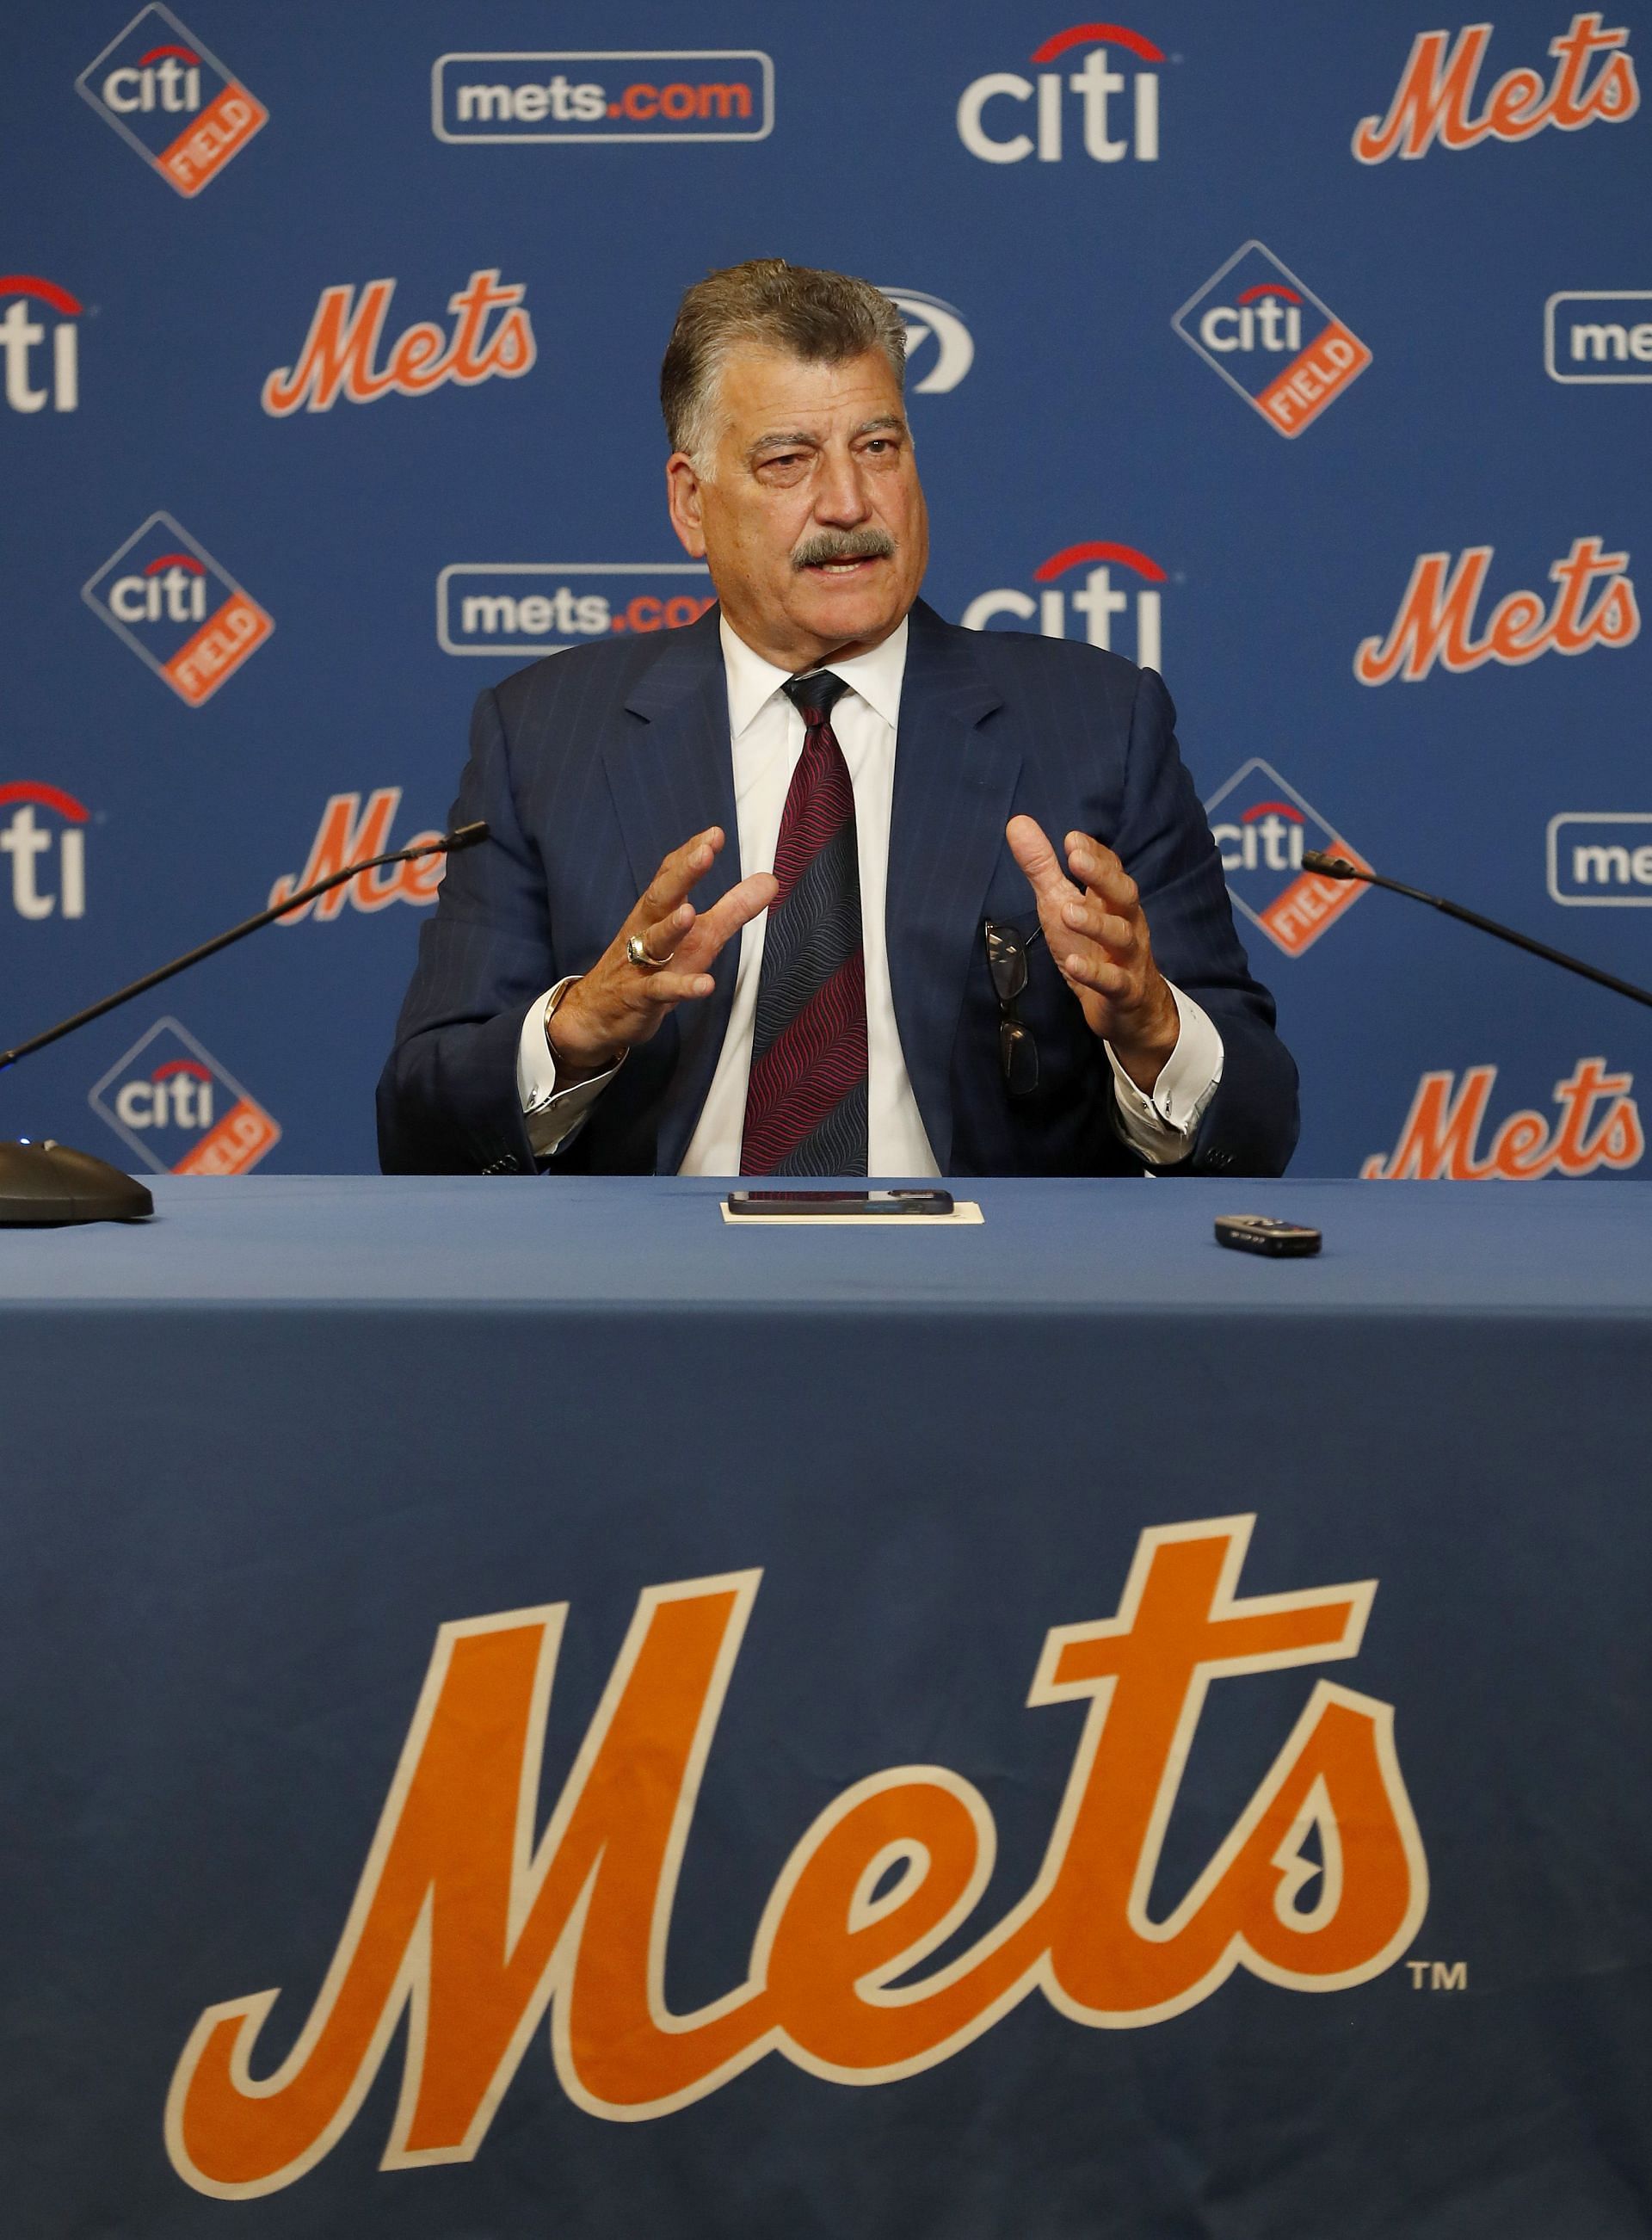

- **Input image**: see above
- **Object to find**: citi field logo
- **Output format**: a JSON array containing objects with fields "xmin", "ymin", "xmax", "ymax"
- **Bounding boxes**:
[
  {"xmin": 1354, "ymin": 12, "xmax": 1638, "ymax": 163},
  {"xmin": 1355, "ymin": 537, "xmax": 1638, "ymax": 685},
  {"xmin": 1544, "ymin": 292, "xmax": 1652, "ymax": 383},
  {"xmin": 961, "ymin": 542, "xmax": 1164, "ymax": 669},
  {"xmin": 432, "ymin": 51, "xmax": 773, "ymax": 143},
  {"xmin": 881, "ymin": 291, "xmax": 974, "ymax": 393},
  {"xmin": 438, "ymin": 565, "xmax": 714, "ymax": 657},
  {"xmin": 1204, "ymin": 761, "xmax": 1372, "ymax": 959},
  {"xmin": 89, "ymin": 1018, "xmax": 280, "ymax": 1177},
  {"xmin": 1, "ymin": 277, "xmax": 80, "ymax": 413},
  {"xmin": 269, "ymin": 792, "xmax": 446, "ymax": 922},
  {"xmin": 1547, "ymin": 813, "xmax": 1652, "ymax": 904},
  {"xmin": 83, "ymin": 513, "xmax": 273, "ymax": 707},
  {"xmin": 77, "ymin": 3, "xmax": 268, "ymax": 196},
  {"xmin": 165, "ymin": 1519, "xmax": 1426, "ymax": 2195},
  {"xmin": 958, "ymin": 23, "xmax": 1162, "ymax": 164},
  {"xmin": 1364, "ymin": 1058, "xmax": 1643, "ymax": 1179},
  {"xmin": 1173, "ymin": 244, "xmax": 1372, "ymax": 439},
  {"xmin": 262, "ymin": 271, "xmax": 535, "ymax": 417},
  {"xmin": 1, "ymin": 784, "xmax": 87, "ymax": 922}
]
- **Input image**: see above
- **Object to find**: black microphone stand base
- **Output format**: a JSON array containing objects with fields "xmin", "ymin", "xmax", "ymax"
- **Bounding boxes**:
[{"xmin": 0, "ymin": 1140, "xmax": 155, "ymax": 1226}]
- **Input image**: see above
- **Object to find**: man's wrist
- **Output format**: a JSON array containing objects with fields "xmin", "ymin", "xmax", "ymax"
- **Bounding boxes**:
[
  {"xmin": 544, "ymin": 981, "xmax": 624, "ymax": 1087},
  {"xmin": 1106, "ymin": 982, "xmax": 1180, "ymax": 1094}
]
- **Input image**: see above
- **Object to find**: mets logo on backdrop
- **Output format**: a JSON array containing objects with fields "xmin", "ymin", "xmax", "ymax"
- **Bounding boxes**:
[
  {"xmin": 1, "ymin": 277, "xmax": 81, "ymax": 413},
  {"xmin": 432, "ymin": 51, "xmax": 773, "ymax": 142},
  {"xmin": 1204, "ymin": 760, "xmax": 1372, "ymax": 959},
  {"xmin": 83, "ymin": 513, "xmax": 272, "ymax": 707},
  {"xmin": 962, "ymin": 542, "xmax": 1165, "ymax": 669},
  {"xmin": 163, "ymin": 1516, "xmax": 1427, "ymax": 2195},
  {"xmin": 1355, "ymin": 536, "xmax": 1638, "ymax": 684},
  {"xmin": 1, "ymin": 784, "xmax": 88, "ymax": 922},
  {"xmin": 77, "ymin": 3, "xmax": 267, "ymax": 196},
  {"xmin": 269, "ymin": 792, "xmax": 446, "ymax": 922},
  {"xmin": 1365, "ymin": 1058, "xmax": 1643, "ymax": 1178},
  {"xmin": 1353, "ymin": 13, "xmax": 1637, "ymax": 162},
  {"xmin": 957, "ymin": 23, "xmax": 1162, "ymax": 163},
  {"xmin": 262, "ymin": 272, "xmax": 535, "ymax": 416},
  {"xmin": 1173, "ymin": 244, "xmax": 1371, "ymax": 439},
  {"xmin": 438, "ymin": 565, "xmax": 714, "ymax": 657},
  {"xmin": 89, "ymin": 1018, "xmax": 279, "ymax": 1176}
]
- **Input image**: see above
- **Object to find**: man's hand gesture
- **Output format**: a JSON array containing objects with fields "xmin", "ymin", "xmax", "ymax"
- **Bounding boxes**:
[
  {"xmin": 1006, "ymin": 816, "xmax": 1180, "ymax": 1093},
  {"xmin": 546, "ymin": 829, "xmax": 776, "ymax": 1083}
]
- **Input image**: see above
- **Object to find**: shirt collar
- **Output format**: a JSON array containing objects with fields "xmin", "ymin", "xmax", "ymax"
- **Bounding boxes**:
[{"xmin": 719, "ymin": 610, "xmax": 909, "ymax": 740}]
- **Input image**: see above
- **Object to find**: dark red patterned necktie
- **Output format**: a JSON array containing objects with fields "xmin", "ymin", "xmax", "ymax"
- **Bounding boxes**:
[{"xmin": 739, "ymin": 672, "xmax": 869, "ymax": 1176}]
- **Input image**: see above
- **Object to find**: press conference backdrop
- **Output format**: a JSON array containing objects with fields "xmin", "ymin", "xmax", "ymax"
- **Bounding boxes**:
[{"xmin": 3, "ymin": 1, "xmax": 1648, "ymax": 1181}]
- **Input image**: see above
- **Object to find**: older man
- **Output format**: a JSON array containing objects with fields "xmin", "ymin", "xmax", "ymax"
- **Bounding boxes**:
[{"xmin": 379, "ymin": 261, "xmax": 1296, "ymax": 1178}]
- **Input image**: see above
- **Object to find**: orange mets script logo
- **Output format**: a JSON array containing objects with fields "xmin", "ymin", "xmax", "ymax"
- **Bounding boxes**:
[
  {"xmin": 1354, "ymin": 537, "xmax": 1638, "ymax": 685},
  {"xmin": 262, "ymin": 271, "xmax": 536, "ymax": 417},
  {"xmin": 1353, "ymin": 12, "xmax": 1638, "ymax": 162},
  {"xmin": 165, "ymin": 1517, "xmax": 1427, "ymax": 2197}
]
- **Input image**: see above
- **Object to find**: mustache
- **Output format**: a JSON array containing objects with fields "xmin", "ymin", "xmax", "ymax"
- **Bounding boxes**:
[{"xmin": 792, "ymin": 528, "xmax": 896, "ymax": 571}]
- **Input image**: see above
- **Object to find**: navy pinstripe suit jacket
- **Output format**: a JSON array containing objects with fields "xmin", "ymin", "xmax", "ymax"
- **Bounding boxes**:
[{"xmin": 377, "ymin": 599, "xmax": 1298, "ymax": 1176}]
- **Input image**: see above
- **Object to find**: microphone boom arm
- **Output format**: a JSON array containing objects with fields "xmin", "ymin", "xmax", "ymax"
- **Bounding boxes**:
[
  {"xmin": 0, "ymin": 822, "xmax": 489, "ymax": 1073},
  {"xmin": 1302, "ymin": 849, "xmax": 1652, "ymax": 1013}
]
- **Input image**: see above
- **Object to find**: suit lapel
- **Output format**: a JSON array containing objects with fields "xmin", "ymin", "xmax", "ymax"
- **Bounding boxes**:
[
  {"xmin": 886, "ymin": 602, "xmax": 1016, "ymax": 1170},
  {"xmin": 603, "ymin": 609, "xmax": 742, "ymax": 1173}
]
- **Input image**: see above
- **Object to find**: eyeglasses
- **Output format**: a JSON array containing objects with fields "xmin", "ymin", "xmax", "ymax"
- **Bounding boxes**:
[{"xmin": 983, "ymin": 920, "xmax": 1043, "ymax": 1097}]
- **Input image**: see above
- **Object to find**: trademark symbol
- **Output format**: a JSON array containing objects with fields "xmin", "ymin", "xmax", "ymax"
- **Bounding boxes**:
[{"xmin": 1407, "ymin": 1959, "xmax": 1468, "ymax": 1991}]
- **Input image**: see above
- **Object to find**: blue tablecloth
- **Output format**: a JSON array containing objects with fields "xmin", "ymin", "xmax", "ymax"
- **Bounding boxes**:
[{"xmin": 3, "ymin": 1177, "xmax": 1649, "ymax": 2238}]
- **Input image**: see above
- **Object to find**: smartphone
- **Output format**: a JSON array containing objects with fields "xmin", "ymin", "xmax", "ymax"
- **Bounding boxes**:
[
  {"xmin": 1214, "ymin": 1213, "xmax": 1322, "ymax": 1257},
  {"xmin": 726, "ymin": 1189, "xmax": 955, "ymax": 1218}
]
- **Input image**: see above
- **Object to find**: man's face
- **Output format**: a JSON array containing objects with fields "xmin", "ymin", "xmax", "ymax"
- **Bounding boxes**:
[{"xmin": 666, "ymin": 346, "xmax": 928, "ymax": 671}]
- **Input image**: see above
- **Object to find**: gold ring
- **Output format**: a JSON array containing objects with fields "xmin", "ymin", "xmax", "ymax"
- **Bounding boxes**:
[{"xmin": 626, "ymin": 934, "xmax": 673, "ymax": 970}]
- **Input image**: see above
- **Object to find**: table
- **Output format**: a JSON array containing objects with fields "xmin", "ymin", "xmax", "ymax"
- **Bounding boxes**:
[{"xmin": 3, "ymin": 1176, "xmax": 1650, "ymax": 2238}]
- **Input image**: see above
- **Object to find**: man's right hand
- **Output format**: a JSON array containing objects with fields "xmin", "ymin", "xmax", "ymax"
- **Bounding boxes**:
[{"xmin": 546, "ymin": 828, "xmax": 777, "ymax": 1083}]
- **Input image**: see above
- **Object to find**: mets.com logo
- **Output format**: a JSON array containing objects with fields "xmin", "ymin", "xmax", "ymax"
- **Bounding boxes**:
[
  {"xmin": 961, "ymin": 541, "xmax": 1164, "ymax": 669},
  {"xmin": 164, "ymin": 1518, "xmax": 1426, "ymax": 2195},
  {"xmin": 1173, "ymin": 243, "xmax": 1371, "ymax": 439},
  {"xmin": 439, "ymin": 565, "xmax": 713, "ymax": 657},
  {"xmin": 958, "ymin": 22, "xmax": 1162, "ymax": 163},
  {"xmin": 1353, "ymin": 12, "xmax": 1637, "ymax": 163},
  {"xmin": 83, "ymin": 512, "xmax": 272, "ymax": 707},
  {"xmin": 433, "ymin": 51, "xmax": 772, "ymax": 142},
  {"xmin": 77, "ymin": 3, "xmax": 267, "ymax": 195},
  {"xmin": 89, "ymin": 1018, "xmax": 279, "ymax": 1176}
]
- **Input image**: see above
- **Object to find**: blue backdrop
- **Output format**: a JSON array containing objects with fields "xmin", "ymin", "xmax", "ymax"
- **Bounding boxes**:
[{"xmin": 3, "ymin": 1, "xmax": 1648, "ymax": 1178}]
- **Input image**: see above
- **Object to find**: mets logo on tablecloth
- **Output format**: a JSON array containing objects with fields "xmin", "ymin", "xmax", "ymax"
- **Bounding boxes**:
[
  {"xmin": 83, "ymin": 513, "xmax": 273, "ymax": 707},
  {"xmin": 165, "ymin": 1516, "xmax": 1427, "ymax": 2196},
  {"xmin": 89, "ymin": 1017, "xmax": 279, "ymax": 1176},
  {"xmin": 77, "ymin": 3, "xmax": 268, "ymax": 196},
  {"xmin": 1173, "ymin": 243, "xmax": 1372, "ymax": 439}
]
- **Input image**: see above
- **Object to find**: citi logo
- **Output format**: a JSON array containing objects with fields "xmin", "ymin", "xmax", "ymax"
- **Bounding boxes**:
[
  {"xmin": 1, "ymin": 277, "xmax": 80, "ymax": 413},
  {"xmin": 83, "ymin": 512, "xmax": 274, "ymax": 708},
  {"xmin": 1172, "ymin": 244, "xmax": 1372, "ymax": 438},
  {"xmin": 165, "ymin": 1521, "xmax": 1424, "ymax": 2194},
  {"xmin": 1363, "ymin": 1058, "xmax": 1643, "ymax": 1180},
  {"xmin": 1353, "ymin": 12, "xmax": 1638, "ymax": 164},
  {"xmin": 438, "ymin": 564, "xmax": 713, "ymax": 657},
  {"xmin": 1354, "ymin": 537, "xmax": 1638, "ymax": 685},
  {"xmin": 262, "ymin": 271, "xmax": 535, "ymax": 417},
  {"xmin": 1203, "ymin": 761, "xmax": 1371, "ymax": 959},
  {"xmin": 1544, "ymin": 291, "xmax": 1652, "ymax": 383},
  {"xmin": 1, "ymin": 784, "xmax": 87, "ymax": 922},
  {"xmin": 77, "ymin": 3, "xmax": 268, "ymax": 197},
  {"xmin": 961, "ymin": 542, "xmax": 1164, "ymax": 670},
  {"xmin": 89, "ymin": 1017, "xmax": 280, "ymax": 1177},
  {"xmin": 269, "ymin": 792, "xmax": 446, "ymax": 922},
  {"xmin": 880, "ymin": 291, "xmax": 974, "ymax": 393},
  {"xmin": 958, "ymin": 23, "xmax": 1162, "ymax": 164}
]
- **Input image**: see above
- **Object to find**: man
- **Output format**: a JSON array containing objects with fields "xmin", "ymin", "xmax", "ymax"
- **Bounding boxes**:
[{"xmin": 379, "ymin": 261, "xmax": 1296, "ymax": 1178}]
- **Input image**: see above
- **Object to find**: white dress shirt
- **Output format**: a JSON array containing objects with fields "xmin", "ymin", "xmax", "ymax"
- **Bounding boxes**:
[{"xmin": 516, "ymin": 613, "xmax": 1224, "ymax": 1169}]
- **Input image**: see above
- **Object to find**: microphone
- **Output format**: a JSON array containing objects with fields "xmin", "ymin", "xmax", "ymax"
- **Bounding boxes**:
[
  {"xmin": 0, "ymin": 822, "xmax": 490, "ymax": 1074},
  {"xmin": 1301, "ymin": 849, "xmax": 1652, "ymax": 1011},
  {"xmin": 0, "ymin": 822, "xmax": 489, "ymax": 1227}
]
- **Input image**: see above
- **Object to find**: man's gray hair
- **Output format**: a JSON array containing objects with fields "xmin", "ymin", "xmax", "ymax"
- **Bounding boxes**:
[{"xmin": 661, "ymin": 259, "xmax": 907, "ymax": 468}]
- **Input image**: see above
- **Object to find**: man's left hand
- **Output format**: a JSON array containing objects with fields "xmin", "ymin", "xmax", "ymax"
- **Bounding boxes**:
[{"xmin": 1006, "ymin": 816, "xmax": 1180, "ymax": 1093}]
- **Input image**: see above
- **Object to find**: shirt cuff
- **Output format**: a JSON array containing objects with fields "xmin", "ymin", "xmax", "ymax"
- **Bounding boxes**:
[
  {"xmin": 1105, "ymin": 982, "xmax": 1224, "ymax": 1165},
  {"xmin": 516, "ymin": 979, "xmax": 624, "ymax": 1159}
]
